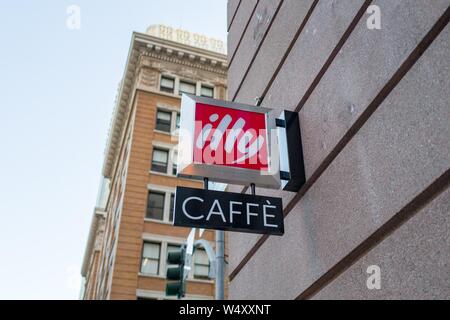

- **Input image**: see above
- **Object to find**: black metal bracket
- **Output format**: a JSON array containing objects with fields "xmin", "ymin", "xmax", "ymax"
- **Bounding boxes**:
[
  {"xmin": 276, "ymin": 111, "xmax": 306, "ymax": 192},
  {"xmin": 250, "ymin": 183, "xmax": 256, "ymax": 195}
]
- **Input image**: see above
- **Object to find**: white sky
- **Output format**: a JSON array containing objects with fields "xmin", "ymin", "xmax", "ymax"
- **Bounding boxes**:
[{"xmin": 0, "ymin": 0, "xmax": 227, "ymax": 300}]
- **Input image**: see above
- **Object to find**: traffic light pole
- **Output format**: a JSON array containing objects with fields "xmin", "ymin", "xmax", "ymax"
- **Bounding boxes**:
[
  {"xmin": 204, "ymin": 178, "xmax": 225, "ymax": 300},
  {"xmin": 215, "ymin": 230, "xmax": 225, "ymax": 300}
]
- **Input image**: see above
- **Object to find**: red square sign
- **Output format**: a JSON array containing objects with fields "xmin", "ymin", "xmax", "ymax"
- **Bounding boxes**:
[{"xmin": 178, "ymin": 94, "xmax": 280, "ymax": 189}]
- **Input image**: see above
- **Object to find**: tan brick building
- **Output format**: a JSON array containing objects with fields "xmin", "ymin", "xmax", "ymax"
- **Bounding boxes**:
[{"xmin": 80, "ymin": 25, "xmax": 227, "ymax": 300}]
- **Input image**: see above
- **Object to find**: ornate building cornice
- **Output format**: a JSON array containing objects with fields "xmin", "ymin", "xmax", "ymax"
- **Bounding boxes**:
[{"xmin": 141, "ymin": 49, "xmax": 227, "ymax": 76}]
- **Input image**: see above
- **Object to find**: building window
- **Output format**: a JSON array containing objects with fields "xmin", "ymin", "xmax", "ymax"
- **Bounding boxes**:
[
  {"xmin": 172, "ymin": 151, "xmax": 178, "ymax": 176},
  {"xmin": 169, "ymin": 193, "xmax": 175, "ymax": 222},
  {"xmin": 179, "ymin": 81, "xmax": 196, "ymax": 96},
  {"xmin": 156, "ymin": 110, "xmax": 172, "ymax": 132},
  {"xmin": 141, "ymin": 242, "xmax": 161, "ymax": 275},
  {"xmin": 193, "ymin": 248, "xmax": 210, "ymax": 279},
  {"xmin": 176, "ymin": 113, "xmax": 180, "ymax": 129},
  {"xmin": 156, "ymin": 109, "xmax": 180, "ymax": 134},
  {"xmin": 160, "ymin": 76, "xmax": 175, "ymax": 93},
  {"xmin": 152, "ymin": 148, "xmax": 168, "ymax": 173},
  {"xmin": 166, "ymin": 244, "xmax": 181, "ymax": 274},
  {"xmin": 146, "ymin": 191, "xmax": 165, "ymax": 220},
  {"xmin": 201, "ymin": 85, "xmax": 214, "ymax": 98}
]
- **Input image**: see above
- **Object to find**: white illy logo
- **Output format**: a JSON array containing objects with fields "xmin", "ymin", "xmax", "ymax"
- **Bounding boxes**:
[{"xmin": 196, "ymin": 113, "xmax": 265, "ymax": 164}]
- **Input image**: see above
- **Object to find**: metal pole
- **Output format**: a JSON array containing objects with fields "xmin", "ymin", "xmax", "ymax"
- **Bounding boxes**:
[
  {"xmin": 215, "ymin": 230, "xmax": 225, "ymax": 300},
  {"xmin": 250, "ymin": 183, "xmax": 256, "ymax": 195},
  {"xmin": 204, "ymin": 177, "xmax": 225, "ymax": 300}
]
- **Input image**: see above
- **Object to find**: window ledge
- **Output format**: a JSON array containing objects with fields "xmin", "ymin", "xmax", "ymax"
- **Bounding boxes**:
[
  {"xmin": 153, "ymin": 90, "xmax": 182, "ymax": 100},
  {"xmin": 149, "ymin": 171, "xmax": 200, "ymax": 183},
  {"xmin": 153, "ymin": 129, "xmax": 177, "ymax": 137},
  {"xmin": 149, "ymin": 170, "xmax": 176, "ymax": 178},
  {"xmin": 189, "ymin": 278, "xmax": 215, "ymax": 284},
  {"xmin": 138, "ymin": 273, "xmax": 214, "ymax": 284},
  {"xmin": 144, "ymin": 218, "xmax": 173, "ymax": 225},
  {"xmin": 138, "ymin": 273, "xmax": 165, "ymax": 279}
]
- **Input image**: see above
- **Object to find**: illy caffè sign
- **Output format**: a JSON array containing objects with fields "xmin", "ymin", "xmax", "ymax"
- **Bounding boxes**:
[{"xmin": 174, "ymin": 94, "xmax": 306, "ymax": 235}]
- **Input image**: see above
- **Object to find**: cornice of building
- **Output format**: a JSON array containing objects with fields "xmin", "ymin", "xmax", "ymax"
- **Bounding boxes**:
[
  {"xmin": 135, "ymin": 32, "xmax": 228, "ymax": 67},
  {"xmin": 81, "ymin": 208, "xmax": 106, "ymax": 277},
  {"xmin": 102, "ymin": 32, "xmax": 227, "ymax": 179},
  {"xmin": 141, "ymin": 49, "xmax": 227, "ymax": 76}
]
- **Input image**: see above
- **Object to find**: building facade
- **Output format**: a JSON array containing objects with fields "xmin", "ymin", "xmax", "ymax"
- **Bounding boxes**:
[
  {"xmin": 81, "ymin": 25, "xmax": 228, "ymax": 300},
  {"xmin": 226, "ymin": 0, "xmax": 449, "ymax": 299}
]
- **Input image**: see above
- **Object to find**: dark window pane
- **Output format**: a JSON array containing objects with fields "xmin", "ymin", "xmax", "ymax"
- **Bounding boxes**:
[
  {"xmin": 160, "ymin": 76, "xmax": 174, "ymax": 93},
  {"xmin": 201, "ymin": 86, "xmax": 214, "ymax": 98},
  {"xmin": 152, "ymin": 149, "xmax": 168, "ymax": 173},
  {"xmin": 146, "ymin": 192, "xmax": 165, "ymax": 220},
  {"xmin": 179, "ymin": 81, "xmax": 196, "ymax": 96},
  {"xmin": 176, "ymin": 113, "xmax": 180, "ymax": 129},
  {"xmin": 156, "ymin": 110, "xmax": 172, "ymax": 132},
  {"xmin": 169, "ymin": 194, "xmax": 175, "ymax": 222},
  {"xmin": 141, "ymin": 242, "xmax": 160, "ymax": 274},
  {"xmin": 172, "ymin": 152, "xmax": 178, "ymax": 176}
]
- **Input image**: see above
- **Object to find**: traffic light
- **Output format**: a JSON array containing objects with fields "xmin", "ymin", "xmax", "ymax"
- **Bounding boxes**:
[{"xmin": 165, "ymin": 246, "xmax": 186, "ymax": 298}]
